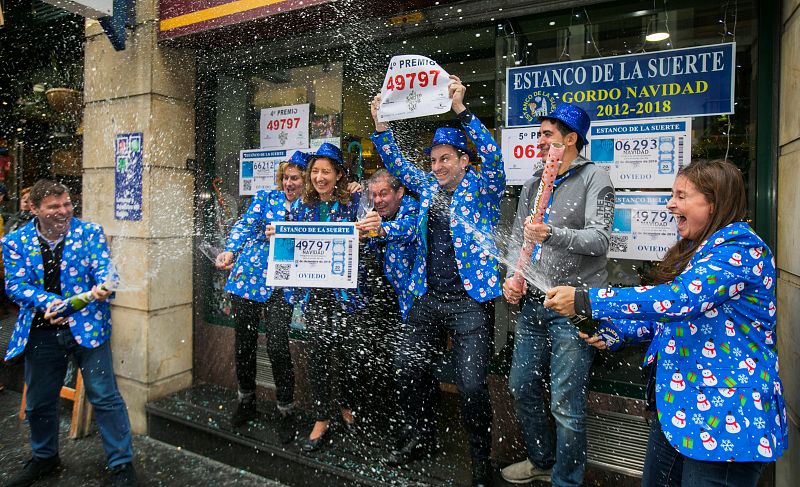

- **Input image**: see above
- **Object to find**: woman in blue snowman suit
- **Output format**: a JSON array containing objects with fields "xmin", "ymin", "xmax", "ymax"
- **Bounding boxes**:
[
  {"xmin": 215, "ymin": 150, "xmax": 309, "ymax": 441},
  {"xmin": 545, "ymin": 160, "xmax": 787, "ymax": 487},
  {"xmin": 266, "ymin": 143, "xmax": 368, "ymax": 453}
]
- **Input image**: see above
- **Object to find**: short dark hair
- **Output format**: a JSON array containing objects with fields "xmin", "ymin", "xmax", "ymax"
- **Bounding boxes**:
[
  {"xmin": 30, "ymin": 179, "xmax": 70, "ymax": 208},
  {"xmin": 368, "ymin": 168, "xmax": 403, "ymax": 192},
  {"xmin": 543, "ymin": 118, "xmax": 585, "ymax": 152}
]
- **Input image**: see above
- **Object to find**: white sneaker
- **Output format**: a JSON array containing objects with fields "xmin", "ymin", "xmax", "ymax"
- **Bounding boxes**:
[{"xmin": 500, "ymin": 459, "xmax": 552, "ymax": 484}]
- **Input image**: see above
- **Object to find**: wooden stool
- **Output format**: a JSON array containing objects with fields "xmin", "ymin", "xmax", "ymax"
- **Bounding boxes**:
[{"xmin": 19, "ymin": 369, "xmax": 94, "ymax": 439}]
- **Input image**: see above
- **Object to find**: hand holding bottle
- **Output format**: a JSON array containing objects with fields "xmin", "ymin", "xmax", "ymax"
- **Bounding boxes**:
[
  {"xmin": 43, "ymin": 300, "xmax": 67, "ymax": 325},
  {"xmin": 48, "ymin": 264, "xmax": 120, "ymax": 321}
]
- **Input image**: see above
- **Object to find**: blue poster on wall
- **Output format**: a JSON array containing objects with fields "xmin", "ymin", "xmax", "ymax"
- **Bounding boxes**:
[
  {"xmin": 506, "ymin": 43, "xmax": 735, "ymax": 127},
  {"xmin": 114, "ymin": 132, "xmax": 143, "ymax": 221}
]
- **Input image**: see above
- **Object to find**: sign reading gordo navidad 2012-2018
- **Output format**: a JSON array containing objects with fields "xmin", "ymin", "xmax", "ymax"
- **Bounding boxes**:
[
  {"xmin": 379, "ymin": 55, "xmax": 452, "ymax": 122},
  {"xmin": 506, "ymin": 43, "xmax": 735, "ymax": 126}
]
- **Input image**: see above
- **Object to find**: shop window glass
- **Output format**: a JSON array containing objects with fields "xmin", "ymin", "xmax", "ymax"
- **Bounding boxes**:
[
  {"xmin": 200, "ymin": 61, "xmax": 343, "ymax": 325},
  {"xmin": 497, "ymin": 0, "xmax": 759, "ymax": 395}
]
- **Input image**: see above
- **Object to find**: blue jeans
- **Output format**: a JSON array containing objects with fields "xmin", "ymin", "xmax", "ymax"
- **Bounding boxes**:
[
  {"xmin": 643, "ymin": 416, "xmax": 767, "ymax": 487},
  {"xmin": 24, "ymin": 329, "xmax": 134, "ymax": 468},
  {"xmin": 394, "ymin": 291, "xmax": 493, "ymax": 460},
  {"xmin": 508, "ymin": 299, "xmax": 595, "ymax": 487}
]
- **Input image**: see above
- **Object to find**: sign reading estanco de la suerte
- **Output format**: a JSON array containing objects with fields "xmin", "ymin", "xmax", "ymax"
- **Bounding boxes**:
[{"xmin": 506, "ymin": 42, "xmax": 735, "ymax": 126}]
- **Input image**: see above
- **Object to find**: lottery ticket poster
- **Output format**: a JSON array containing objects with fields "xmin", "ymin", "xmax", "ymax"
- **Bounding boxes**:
[
  {"xmin": 260, "ymin": 103, "xmax": 310, "ymax": 149},
  {"xmin": 586, "ymin": 118, "xmax": 692, "ymax": 189},
  {"xmin": 611, "ymin": 192, "xmax": 678, "ymax": 261},
  {"xmin": 239, "ymin": 148, "xmax": 307, "ymax": 196},
  {"xmin": 379, "ymin": 55, "xmax": 452, "ymax": 122},
  {"xmin": 501, "ymin": 126, "xmax": 544, "ymax": 185},
  {"xmin": 266, "ymin": 222, "xmax": 359, "ymax": 289}
]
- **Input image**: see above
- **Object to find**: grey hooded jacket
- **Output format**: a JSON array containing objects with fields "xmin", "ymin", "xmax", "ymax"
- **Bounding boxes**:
[{"xmin": 510, "ymin": 155, "xmax": 615, "ymax": 291}]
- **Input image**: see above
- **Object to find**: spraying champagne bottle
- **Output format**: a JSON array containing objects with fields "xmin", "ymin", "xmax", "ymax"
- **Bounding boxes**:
[{"xmin": 50, "ymin": 264, "xmax": 120, "ymax": 320}]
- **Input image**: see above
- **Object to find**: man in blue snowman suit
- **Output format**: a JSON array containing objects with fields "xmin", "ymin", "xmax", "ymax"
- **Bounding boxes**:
[
  {"xmin": 2, "ymin": 179, "xmax": 137, "ymax": 487},
  {"xmin": 370, "ymin": 75, "xmax": 505, "ymax": 487}
]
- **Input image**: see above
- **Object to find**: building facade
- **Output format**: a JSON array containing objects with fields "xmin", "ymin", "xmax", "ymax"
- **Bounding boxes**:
[{"xmin": 74, "ymin": 0, "xmax": 796, "ymax": 484}]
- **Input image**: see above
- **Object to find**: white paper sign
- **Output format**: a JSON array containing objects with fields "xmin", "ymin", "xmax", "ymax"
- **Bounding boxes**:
[
  {"xmin": 611, "ymin": 192, "xmax": 679, "ymax": 261},
  {"xmin": 260, "ymin": 103, "xmax": 310, "ymax": 149},
  {"xmin": 266, "ymin": 222, "xmax": 359, "ymax": 289},
  {"xmin": 585, "ymin": 118, "xmax": 692, "ymax": 189},
  {"xmin": 239, "ymin": 148, "xmax": 307, "ymax": 196},
  {"xmin": 501, "ymin": 126, "xmax": 544, "ymax": 185},
  {"xmin": 310, "ymin": 137, "xmax": 340, "ymax": 153},
  {"xmin": 378, "ymin": 55, "xmax": 451, "ymax": 122}
]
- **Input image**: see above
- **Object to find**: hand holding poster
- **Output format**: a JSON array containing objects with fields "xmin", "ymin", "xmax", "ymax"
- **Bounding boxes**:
[{"xmin": 378, "ymin": 55, "xmax": 451, "ymax": 122}]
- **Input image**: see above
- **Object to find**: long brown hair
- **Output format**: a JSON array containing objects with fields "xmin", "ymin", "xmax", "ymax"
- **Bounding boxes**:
[
  {"xmin": 649, "ymin": 159, "xmax": 747, "ymax": 285},
  {"xmin": 302, "ymin": 157, "xmax": 351, "ymax": 206}
]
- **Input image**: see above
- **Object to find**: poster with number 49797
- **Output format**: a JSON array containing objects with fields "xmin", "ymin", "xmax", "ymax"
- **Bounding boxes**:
[
  {"xmin": 378, "ymin": 55, "xmax": 452, "ymax": 122},
  {"xmin": 266, "ymin": 222, "xmax": 359, "ymax": 289}
]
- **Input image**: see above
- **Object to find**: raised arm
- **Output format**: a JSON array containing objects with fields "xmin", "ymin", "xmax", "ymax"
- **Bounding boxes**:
[
  {"xmin": 461, "ymin": 109, "xmax": 505, "ymax": 199},
  {"xmin": 369, "ymin": 125, "xmax": 431, "ymax": 196}
]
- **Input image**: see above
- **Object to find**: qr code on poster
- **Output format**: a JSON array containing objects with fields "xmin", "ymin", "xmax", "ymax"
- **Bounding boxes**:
[
  {"xmin": 610, "ymin": 234, "xmax": 628, "ymax": 253},
  {"xmin": 274, "ymin": 263, "xmax": 291, "ymax": 281},
  {"xmin": 242, "ymin": 180, "xmax": 252, "ymax": 192}
]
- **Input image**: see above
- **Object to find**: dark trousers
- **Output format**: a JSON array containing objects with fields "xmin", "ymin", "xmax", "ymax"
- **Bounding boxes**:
[
  {"xmin": 394, "ymin": 291, "xmax": 493, "ymax": 460},
  {"xmin": 24, "ymin": 329, "xmax": 133, "ymax": 468},
  {"xmin": 358, "ymin": 273, "xmax": 402, "ymax": 428},
  {"xmin": 232, "ymin": 292, "xmax": 294, "ymax": 406},
  {"xmin": 304, "ymin": 289, "xmax": 361, "ymax": 421},
  {"xmin": 642, "ymin": 416, "xmax": 767, "ymax": 487}
]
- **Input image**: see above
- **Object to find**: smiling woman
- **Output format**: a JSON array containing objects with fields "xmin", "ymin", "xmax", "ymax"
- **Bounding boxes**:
[{"xmin": 544, "ymin": 159, "xmax": 784, "ymax": 487}]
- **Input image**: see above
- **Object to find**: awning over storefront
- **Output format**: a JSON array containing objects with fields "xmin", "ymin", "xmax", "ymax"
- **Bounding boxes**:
[{"xmin": 158, "ymin": 0, "xmax": 334, "ymax": 40}]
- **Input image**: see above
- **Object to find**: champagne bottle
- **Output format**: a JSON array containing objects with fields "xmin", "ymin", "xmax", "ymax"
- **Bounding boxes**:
[
  {"xmin": 571, "ymin": 315, "xmax": 598, "ymax": 336},
  {"xmin": 50, "ymin": 268, "xmax": 120, "ymax": 319}
]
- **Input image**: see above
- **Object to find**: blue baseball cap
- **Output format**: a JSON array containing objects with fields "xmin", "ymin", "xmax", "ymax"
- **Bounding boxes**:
[
  {"xmin": 539, "ymin": 103, "xmax": 590, "ymax": 146},
  {"xmin": 287, "ymin": 150, "xmax": 310, "ymax": 170},
  {"xmin": 423, "ymin": 128, "xmax": 474, "ymax": 159},
  {"xmin": 311, "ymin": 142, "xmax": 344, "ymax": 167}
]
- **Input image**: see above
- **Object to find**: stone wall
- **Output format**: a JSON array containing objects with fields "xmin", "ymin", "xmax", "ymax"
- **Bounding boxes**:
[
  {"xmin": 776, "ymin": 0, "xmax": 800, "ymax": 484},
  {"xmin": 82, "ymin": 5, "xmax": 196, "ymax": 433}
]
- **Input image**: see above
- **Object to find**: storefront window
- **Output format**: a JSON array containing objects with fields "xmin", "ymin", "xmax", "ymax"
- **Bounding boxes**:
[
  {"xmin": 197, "ymin": 0, "xmax": 764, "ymax": 397},
  {"xmin": 496, "ymin": 0, "xmax": 760, "ymax": 394},
  {"xmin": 199, "ymin": 60, "xmax": 344, "ymax": 324}
]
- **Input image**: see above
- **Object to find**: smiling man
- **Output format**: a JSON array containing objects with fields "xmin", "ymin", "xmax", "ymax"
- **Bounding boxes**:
[
  {"xmin": 501, "ymin": 103, "xmax": 614, "ymax": 487},
  {"xmin": 2, "ymin": 180, "xmax": 137, "ymax": 487},
  {"xmin": 370, "ymin": 75, "xmax": 505, "ymax": 487}
]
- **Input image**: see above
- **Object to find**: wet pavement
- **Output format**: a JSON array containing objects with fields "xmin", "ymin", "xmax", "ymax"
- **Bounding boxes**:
[{"xmin": 0, "ymin": 388, "xmax": 284, "ymax": 486}]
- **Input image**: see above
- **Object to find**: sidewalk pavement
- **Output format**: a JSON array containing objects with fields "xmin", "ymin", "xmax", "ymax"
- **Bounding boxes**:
[{"xmin": 0, "ymin": 388, "xmax": 285, "ymax": 486}]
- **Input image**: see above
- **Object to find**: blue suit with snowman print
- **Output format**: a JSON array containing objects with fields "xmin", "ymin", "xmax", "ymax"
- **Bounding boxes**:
[
  {"xmin": 224, "ymin": 189, "xmax": 292, "ymax": 304},
  {"xmin": 590, "ymin": 222, "xmax": 787, "ymax": 464},
  {"xmin": 3, "ymin": 218, "xmax": 115, "ymax": 360},
  {"xmin": 364, "ymin": 194, "xmax": 419, "ymax": 320},
  {"xmin": 2, "ymin": 217, "xmax": 134, "ymax": 469},
  {"xmin": 370, "ymin": 110, "xmax": 505, "ymax": 463},
  {"xmin": 370, "ymin": 111, "xmax": 505, "ymax": 303}
]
